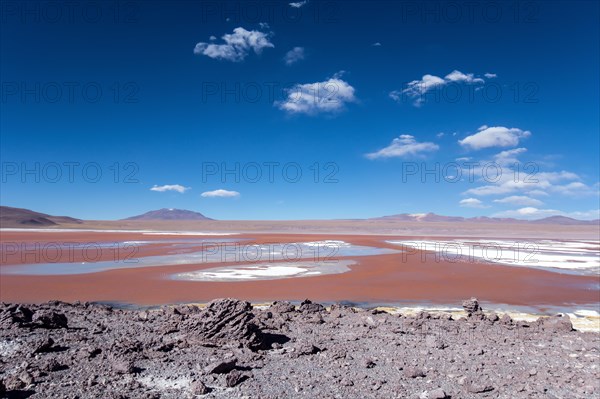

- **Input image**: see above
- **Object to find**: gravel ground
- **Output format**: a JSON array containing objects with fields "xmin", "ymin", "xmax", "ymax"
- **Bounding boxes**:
[{"xmin": 1, "ymin": 298, "xmax": 598, "ymax": 399}]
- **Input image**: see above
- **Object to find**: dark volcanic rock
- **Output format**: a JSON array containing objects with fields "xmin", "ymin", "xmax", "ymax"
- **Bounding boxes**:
[
  {"xmin": 32, "ymin": 336, "xmax": 55, "ymax": 353},
  {"xmin": 225, "ymin": 369, "xmax": 248, "ymax": 387},
  {"xmin": 298, "ymin": 299, "xmax": 325, "ymax": 314},
  {"xmin": 204, "ymin": 358, "xmax": 237, "ymax": 374},
  {"xmin": 190, "ymin": 380, "xmax": 209, "ymax": 395},
  {"xmin": 462, "ymin": 297, "xmax": 481, "ymax": 314},
  {"xmin": 292, "ymin": 342, "xmax": 321, "ymax": 357},
  {"xmin": 1, "ymin": 304, "xmax": 33, "ymax": 327},
  {"xmin": 33, "ymin": 310, "xmax": 68, "ymax": 329},
  {"xmin": 269, "ymin": 301, "xmax": 296, "ymax": 314},
  {"xmin": 182, "ymin": 298, "xmax": 265, "ymax": 350},
  {"xmin": 537, "ymin": 313, "xmax": 573, "ymax": 332}
]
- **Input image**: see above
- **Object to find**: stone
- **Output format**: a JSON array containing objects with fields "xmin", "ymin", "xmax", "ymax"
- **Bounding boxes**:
[
  {"xmin": 462, "ymin": 298, "xmax": 481, "ymax": 314},
  {"xmin": 190, "ymin": 380, "xmax": 210, "ymax": 395},
  {"xmin": 226, "ymin": 369, "xmax": 247, "ymax": 387},
  {"xmin": 298, "ymin": 299, "xmax": 325, "ymax": 314},
  {"xmin": 32, "ymin": 336, "xmax": 55, "ymax": 354},
  {"xmin": 204, "ymin": 358, "xmax": 237, "ymax": 374},
  {"xmin": 182, "ymin": 299, "xmax": 265, "ymax": 350},
  {"xmin": 403, "ymin": 366, "xmax": 426, "ymax": 378},
  {"xmin": 537, "ymin": 314, "xmax": 573, "ymax": 333},
  {"xmin": 33, "ymin": 310, "xmax": 68, "ymax": 329}
]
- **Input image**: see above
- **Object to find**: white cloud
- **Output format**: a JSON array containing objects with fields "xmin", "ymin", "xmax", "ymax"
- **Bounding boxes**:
[
  {"xmin": 394, "ymin": 70, "xmax": 489, "ymax": 106},
  {"xmin": 372, "ymin": 42, "xmax": 382, "ymax": 46},
  {"xmin": 275, "ymin": 72, "xmax": 356, "ymax": 115},
  {"xmin": 150, "ymin": 184, "xmax": 190, "ymax": 194},
  {"xmin": 366, "ymin": 135, "xmax": 439, "ymax": 159},
  {"xmin": 484, "ymin": 73, "xmax": 497, "ymax": 78},
  {"xmin": 455, "ymin": 157, "xmax": 472, "ymax": 162},
  {"xmin": 464, "ymin": 170, "xmax": 592, "ymax": 197},
  {"xmin": 289, "ymin": 0, "xmax": 308, "ymax": 8},
  {"xmin": 436, "ymin": 132, "xmax": 445, "ymax": 138},
  {"xmin": 459, "ymin": 126, "xmax": 531, "ymax": 150},
  {"xmin": 284, "ymin": 47, "xmax": 305, "ymax": 65},
  {"xmin": 494, "ymin": 147, "xmax": 528, "ymax": 165},
  {"xmin": 201, "ymin": 189, "xmax": 240, "ymax": 198},
  {"xmin": 493, "ymin": 195, "xmax": 544, "ymax": 207},
  {"xmin": 194, "ymin": 27, "xmax": 274, "ymax": 62},
  {"xmin": 459, "ymin": 198, "xmax": 488, "ymax": 208},
  {"xmin": 444, "ymin": 70, "xmax": 484, "ymax": 84},
  {"xmin": 492, "ymin": 207, "xmax": 600, "ymax": 220}
]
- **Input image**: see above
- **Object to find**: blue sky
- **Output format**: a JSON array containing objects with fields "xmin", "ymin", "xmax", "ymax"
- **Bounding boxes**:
[{"xmin": 1, "ymin": 0, "xmax": 599, "ymax": 220}]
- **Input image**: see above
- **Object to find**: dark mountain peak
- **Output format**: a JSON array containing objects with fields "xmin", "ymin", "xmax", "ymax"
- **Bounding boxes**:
[{"xmin": 123, "ymin": 208, "xmax": 213, "ymax": 221}]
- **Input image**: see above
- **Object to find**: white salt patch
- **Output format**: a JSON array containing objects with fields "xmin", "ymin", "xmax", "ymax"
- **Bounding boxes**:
[
  {"xmin": 386, "ymin": 239, "xmax": 600, "ymax": 273},
  {"xmin": 575, "ymin": 310, "xmax": 600, "ymax": 317},
  {"xmin": 138, "ymin": 375, "xmax": 192, "ymax": 391},
  {"xmin": 0, "ymin": 340, "xmax": 20, "ymax": 357},
  {"xmin": 173, "ymin": 260, "xmax": 355, "ymax": 282}
]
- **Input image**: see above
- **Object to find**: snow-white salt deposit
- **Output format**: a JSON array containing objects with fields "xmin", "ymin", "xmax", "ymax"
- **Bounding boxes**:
[{"xmin": 386, "ymin": 239, "xmax": 600, "ymax": 275}]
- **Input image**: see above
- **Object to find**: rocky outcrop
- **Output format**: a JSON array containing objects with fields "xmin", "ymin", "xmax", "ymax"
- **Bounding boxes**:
[
  {"xmin": 0, "ymin": 299, "xmax": 597, "ymax": 399},
  {"xmin": 181, "ymin": 298, "xmax": 265, "ymax": 350}
]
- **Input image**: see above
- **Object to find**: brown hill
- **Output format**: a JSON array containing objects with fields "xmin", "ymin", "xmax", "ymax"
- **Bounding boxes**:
[{"xmin": 0, "ymin": 206, "xmax": 82, "ymax": 227}]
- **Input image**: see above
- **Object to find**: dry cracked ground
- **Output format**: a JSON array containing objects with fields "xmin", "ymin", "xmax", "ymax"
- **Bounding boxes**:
[{"xmin": 0, "ymin": 298, "xmax": 599, "ymax": 399}]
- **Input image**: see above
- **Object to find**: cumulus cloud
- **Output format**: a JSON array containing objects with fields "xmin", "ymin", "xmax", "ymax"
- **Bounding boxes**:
[
  {"xmin": 366, "ymin": 135, "xmax": 439, "ymax": 159},
  {"xmin": 493, "ymin": 195, "xmax": 544, "ymax": 207},
  {"xmin": 459, "ymin": 126, "xmax": 531, "ymax": 150},
  {"xmin": 484, "ymin": 72, "xmax": 497, "ymax": 78},
  {"xmin": 200, "ymin": 189, "xmax": 240, "ymax": 198},
  {"xmin": 494, "ymin": 147, "xmax": 528, "ymax": 165},
  {"xmin": 392, "ymin": 70, "xmax": 492, "ymax": 106},
  {"xmin": 150, "ymin": 184, "xmax": 190, "ymax": 193},
  {"xmin": 372, "ymin": 42, "xmax": 382, "ymax": 46},
  {"xmin": 459, "ymin": 198, "xmax": 488, "ymax": 208},
  {"xmin": 492, "ymin": 207, "xmax": 600, "ymax": 220},
  {"xmin": 284, "ymin": 47, "xmax": 305, "ymax": 65},
  {"xmin": 275, "ymin": 72, "xmax": 356, "ymax": 115},
  {"xmin": 464, "ymin": 170, "xmax": 593, "ymax": 197},
  {"xmin": 194, "ymin": 27, "xmax": 274, "ymax": 62},
  {"xmin": 444, "ymin": 70, "xmax": 484, "ymax": 84},
  {"xmin": 289, "ymin": 0, "xmax": 308, "ymax": 8}
]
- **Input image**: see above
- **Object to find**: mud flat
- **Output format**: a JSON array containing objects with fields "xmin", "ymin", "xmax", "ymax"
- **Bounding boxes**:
[
  {"xmin": 1, "ymin": 298, "xmax": 598, "ymax": 398},
  {"xmin": 1, "ymin": 232, "xmax": 598, "ymax": 314}
]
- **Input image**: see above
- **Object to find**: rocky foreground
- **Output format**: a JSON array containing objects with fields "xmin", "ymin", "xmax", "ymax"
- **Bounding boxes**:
[{"xmin": 0, "ymin": 299, "xmax": 598, "ymax": 399}]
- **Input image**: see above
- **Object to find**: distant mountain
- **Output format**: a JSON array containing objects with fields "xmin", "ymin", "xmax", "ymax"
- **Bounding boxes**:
[
  {"xmin": 123, "ymin": 208, "xmax": 213, "ymax": 221},
  {"xmin": 372, "ymin": 212, "xmax": 598, "ymax": 225},
  {"xmin": 0, "ymin": 206, "xmax": 82, "ymax": 227},
  {"xmin": 531, "ymin": 216, "xmax": 599, "ymax": 225},
  {"xmin": 374, "ymin": 213, "xmax": 467, "ymax": 222}
]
